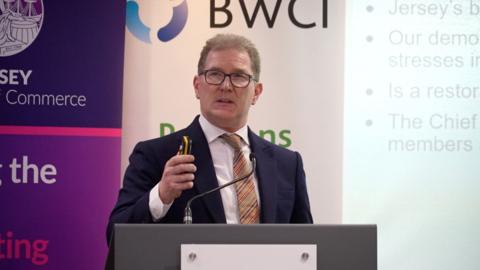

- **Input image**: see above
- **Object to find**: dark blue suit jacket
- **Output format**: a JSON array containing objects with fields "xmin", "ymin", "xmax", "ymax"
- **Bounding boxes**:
[{"xmin": 107, "ymin": 116, "xmax": 312, "ymax": 242}]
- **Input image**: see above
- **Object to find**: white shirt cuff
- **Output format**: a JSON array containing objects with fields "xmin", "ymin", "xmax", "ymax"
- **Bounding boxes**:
[{"xmin": 149, "ymin": 183, "xmax": 173, "ymax": 221}]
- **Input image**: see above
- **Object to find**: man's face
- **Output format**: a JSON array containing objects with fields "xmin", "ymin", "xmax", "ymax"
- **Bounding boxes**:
[{"xmin": 194, "ymin": 48, "xmax": 263, "ymax": 132}]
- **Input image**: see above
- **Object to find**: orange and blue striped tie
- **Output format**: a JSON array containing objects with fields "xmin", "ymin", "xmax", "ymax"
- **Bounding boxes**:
[{"xmin": 221, "ymin": 134, "xmax": 260, "ymax": 224}]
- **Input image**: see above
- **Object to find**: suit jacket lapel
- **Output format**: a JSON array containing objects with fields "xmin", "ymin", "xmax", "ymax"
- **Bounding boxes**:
[
  {"xmin": 249, "ymin": 130, "xmax": 278, "ymax": 223},
  {"xmin": 187, "ymin": 117, "xmax": 226, "ymax": 223}
]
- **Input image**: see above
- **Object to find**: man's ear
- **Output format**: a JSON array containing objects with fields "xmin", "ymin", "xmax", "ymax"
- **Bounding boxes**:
[
  {"xmin": 193, "ymin": 75, "xmax": 200, "ymax": 99},
  {"xmin": 252, "ymin": 82, "xmax": 263, "ymax": 105}
]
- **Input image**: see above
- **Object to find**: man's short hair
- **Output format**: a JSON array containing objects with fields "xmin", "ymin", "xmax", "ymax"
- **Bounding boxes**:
[{"xmin": 197, "ymin": 33, "xmax": 261, "ymax": 81}]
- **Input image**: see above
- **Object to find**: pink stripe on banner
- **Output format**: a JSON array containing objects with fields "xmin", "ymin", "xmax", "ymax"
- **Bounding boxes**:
[{"xmin": 0, "ymin": 125, "xmax": 122, "ymax": 137}]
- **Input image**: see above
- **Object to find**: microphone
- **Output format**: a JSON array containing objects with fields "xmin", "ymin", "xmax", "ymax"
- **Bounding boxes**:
[{"xmin": 183, "ymin": 152, "xmax": 256, "ymax": 224}]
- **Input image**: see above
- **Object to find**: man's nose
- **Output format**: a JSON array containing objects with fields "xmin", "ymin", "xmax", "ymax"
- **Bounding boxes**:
[{"xmin": 219, "ymin": 75, "xmax": 233, "ymax": 91}]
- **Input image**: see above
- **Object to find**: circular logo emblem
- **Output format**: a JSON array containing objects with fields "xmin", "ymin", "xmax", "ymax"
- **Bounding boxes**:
[
  {"xmin": 126, "ymin": 0, "xmax": 188, "ymax": 44},
  {"xmin": 0, "ymin": 0, "xmax": 44, "ymax": 57}
]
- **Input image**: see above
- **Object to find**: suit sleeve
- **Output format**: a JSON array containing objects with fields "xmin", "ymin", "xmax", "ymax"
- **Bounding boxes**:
[
  {"xmin": 106, "ymin": 141, "xmax": 164, "ymax": 243},
  {"xmin": 290, "ymin": 152, "xmax": 314, "ymax": 223}
]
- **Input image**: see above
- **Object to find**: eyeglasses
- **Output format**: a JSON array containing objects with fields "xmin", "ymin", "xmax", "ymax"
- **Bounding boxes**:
[{"xmin": 200, "ymin": 70, "xmax": 256, "ymax": 88}]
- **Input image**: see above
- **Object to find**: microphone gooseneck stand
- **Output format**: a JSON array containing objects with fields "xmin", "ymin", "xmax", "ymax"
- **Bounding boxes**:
[{"xmin": 183, "ymin": 153, "xmax": 256, "ymax": 224}]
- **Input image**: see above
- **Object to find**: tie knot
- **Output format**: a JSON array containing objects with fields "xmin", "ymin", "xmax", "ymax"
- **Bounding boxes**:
[{"xmin": 221, "ymin": 133, "xmax": 244, "ymax": 152}]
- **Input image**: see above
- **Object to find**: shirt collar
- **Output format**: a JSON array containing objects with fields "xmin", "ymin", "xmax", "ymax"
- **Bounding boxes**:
[{"xmin": 199, "ymin": 114, "xmax": 250, "ymax": 146}]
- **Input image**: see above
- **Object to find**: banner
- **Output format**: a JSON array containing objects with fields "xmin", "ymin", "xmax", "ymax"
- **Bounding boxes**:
[
  {"xmin": 0, "ymin": 1, "xmax": 125, "ymax": 269},
  {"xmin": 122, "ymin": 0, "xmax": 345, "ymax": 224}
]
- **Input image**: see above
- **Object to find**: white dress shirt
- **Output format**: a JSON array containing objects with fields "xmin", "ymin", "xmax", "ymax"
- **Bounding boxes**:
[{"xmin": 149, "ymin": 115, "xmax": 260, "ymax": 223}]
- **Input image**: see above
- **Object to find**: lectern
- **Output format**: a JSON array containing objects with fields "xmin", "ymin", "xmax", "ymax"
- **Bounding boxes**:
[{"xmin": 106, "ymin": 224, "xmax": 376, "ymax": 270}]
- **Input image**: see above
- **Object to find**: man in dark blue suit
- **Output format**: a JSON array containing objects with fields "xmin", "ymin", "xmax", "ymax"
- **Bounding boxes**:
[{"xmin": 107, "ymin": 34, "xmax": 312, "ymax": 243}]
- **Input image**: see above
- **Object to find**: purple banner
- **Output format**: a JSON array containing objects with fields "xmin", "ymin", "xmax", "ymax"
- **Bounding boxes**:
[
  {"xmin": 0, "ymin": 135, "xmax": 121, "ymax": 269},
  {"xmin": 0, "ymin": 1, "xmax": 125, "ymax": 128},
  {"xmin": 0, "ymin": 1, "xmax": 125, "ymax": 269}
]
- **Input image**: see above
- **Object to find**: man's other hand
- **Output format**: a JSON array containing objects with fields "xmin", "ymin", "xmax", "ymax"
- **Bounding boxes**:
[{"xmin": 158, "ymin": 154, "xmax": 196, "ymax": 204}]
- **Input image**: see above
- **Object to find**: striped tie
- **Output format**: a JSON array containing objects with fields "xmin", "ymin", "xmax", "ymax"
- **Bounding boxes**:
[{"xmin": 221, "ymin": 134, "xmax": 260, "ymax": 224}]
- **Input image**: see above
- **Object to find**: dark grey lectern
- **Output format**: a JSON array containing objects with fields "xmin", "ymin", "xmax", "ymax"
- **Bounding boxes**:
[{"xmin": 108, "ymin": 224, "xmax": 376, "ymax": 270}]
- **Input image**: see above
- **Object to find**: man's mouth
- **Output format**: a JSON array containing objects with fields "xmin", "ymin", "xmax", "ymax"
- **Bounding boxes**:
[{"xmin": 216, "ymin": 98, "xmax": 234, "ymax": 104}]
